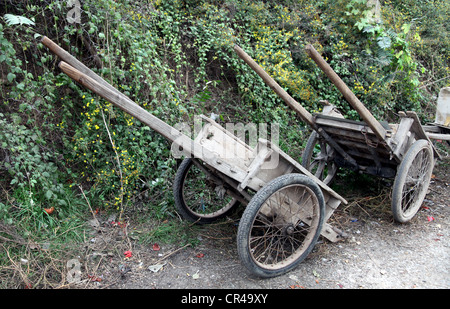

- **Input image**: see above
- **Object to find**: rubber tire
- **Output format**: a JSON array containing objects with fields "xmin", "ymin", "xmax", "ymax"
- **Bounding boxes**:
[
  {"xmin": 237, "ymin": 173, "xmax": 325, "ymax": 278},
  {"xmin": 173, "ymin": 158, "xmax": 238, "ymax": 224},
  {"xmin": 391, "ymin": 139, "xmax": 434, "ymax": 223}
]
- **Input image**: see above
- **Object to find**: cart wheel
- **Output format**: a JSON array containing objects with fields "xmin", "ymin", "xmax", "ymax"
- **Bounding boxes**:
[
  {"xmin": 173, "ymin": 158, "xmax": 238, "ymax": 224},
  {"xmin": 237, "ymin": 174, "xmax": 325, "ymax": 278},
  {"xmin": 301, "ymin": 131, "xmax": 337, "ymax": 185},
  {"xmin": 391, "ymin": 139, "xmax": 434, "ymax": 223}
]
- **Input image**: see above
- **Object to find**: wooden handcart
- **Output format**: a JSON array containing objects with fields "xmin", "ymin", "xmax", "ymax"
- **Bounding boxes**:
[
  {"xmin": 234, "ymin": 44, "xmax": 442, "ymax": 224},
  {"xmin": 42, "ymin": 36, "xmax": 440, "ymax": 278}
]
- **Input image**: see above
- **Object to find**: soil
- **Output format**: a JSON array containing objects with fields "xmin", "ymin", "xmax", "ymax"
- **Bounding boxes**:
[{"xmin": 78, "ymin": 147, "xmax": 449, "ymax": 290}]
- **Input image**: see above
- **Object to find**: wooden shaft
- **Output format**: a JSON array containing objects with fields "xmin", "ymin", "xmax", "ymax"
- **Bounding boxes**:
[
  {"xmin": 304, "ymin": 44, "xmax": 387, "ymax": 141},
  {"xmin": 42, "ymin": 36, "xmax": 191, "ymax": 150},
  {"xmin": 233, "ymin": 45, "xmax": 316, "ymax": 129},
  {"xmin": 41, "ymin": 36, "xmax": 123, "ymax": 99},
  {"xmin": 58, "ymin": 61, "xmax": 184, "ymax": 143},
  {"xmin": 57, "ymin": 61, "xmax": 250, "ymax": 182}
]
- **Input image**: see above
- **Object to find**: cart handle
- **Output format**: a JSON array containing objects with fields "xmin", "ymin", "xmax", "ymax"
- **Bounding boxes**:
[
  {"xmin": 305, "ymin": 44, "xmax": 387, "ymax": 141},
  {"xmin": 233, "ymin": 45, "xmax": 317, "ymax": 130}
]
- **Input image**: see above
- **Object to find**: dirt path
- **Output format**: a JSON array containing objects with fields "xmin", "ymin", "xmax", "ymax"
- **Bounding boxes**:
[{"xmin": 81, "ymin": 153, "xmax": 449, "ymax": 290}]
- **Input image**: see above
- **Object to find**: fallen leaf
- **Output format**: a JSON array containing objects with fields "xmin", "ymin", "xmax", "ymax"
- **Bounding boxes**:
[
  {"xmin": 148, "ymin": 262, "xmax": 166, "ymax": 273},
  {"xmin": 288, "ymin": 274, "xmax": 299, "ymax": 281},
  {"xmin": 312, "ymin": 269, "xmax": 320, "ymax": 278},
  {"xmin": 88, "ymin": 274, "xmax": 102, "ymax": 282},
  {"xmin": 44, "ymin": 207, "xmax": 55, "ymax": 214}
]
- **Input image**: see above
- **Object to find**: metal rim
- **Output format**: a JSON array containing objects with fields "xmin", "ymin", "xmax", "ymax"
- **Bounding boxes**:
[
  {"xmin": 181, "ymin": 159, "xmax": 236, "ymax": 219},
  {"xmin": 302, "ymin": 132, "xmax": 337, "ymax": 185},
  {"xmin": 397, "ymin": 143, "xmax": 433, "ymax": 219}
]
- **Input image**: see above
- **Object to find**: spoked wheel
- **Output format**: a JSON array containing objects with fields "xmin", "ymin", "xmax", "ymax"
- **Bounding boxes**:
[
  {"xmin": 173, "ymin": 158, "xmax": 239, "ymax": 224},
  {"xmin": 301, "ymin": 131, "xmax": 338, "ymax": 185},
  {"xmin": 237, "ymin": 174, "xmax": 325, "ymax": 278},
  {"xmin": 392, "ymin": 140, "xmax": 434, "ymax": 223}
]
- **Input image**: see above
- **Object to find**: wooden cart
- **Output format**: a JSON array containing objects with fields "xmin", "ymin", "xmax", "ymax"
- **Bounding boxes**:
[
  {"xmin": 42, "ymin": 37, "xmax": 348, "ymax": 278},
  {"xmin": 41, "ymin": 37, "xmax": 440, "ymax": 278},
  {"xmin": 234, "ymin": 44, "xmax": 441, "ymax": 224}
]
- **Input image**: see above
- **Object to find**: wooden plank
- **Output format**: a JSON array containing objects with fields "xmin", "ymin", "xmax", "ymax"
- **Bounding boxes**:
[
  {"xmin": 260, "ymin": 140, "xmax": 348, "ymax": 204},
  {"xmin": 427, "ymin": 133, "xmax": 450, "ymax": 140},
  {"xmin": 319, "ymin": 126, "xmax": 379, "ymax": 145},
  {"xmin": 406, "ymin": 111, "xmax": 441, "ymax": 159},
  {"xmin": 238, "ymin": 145, "xmax": 272, "ymax": 191},
  {"xmin": 391, "ymin": 117, "xmax": 413, "ymax": 160},
  {"xmin": 315, "ymin": 115, "xmax": 376, "ymax": 135}
]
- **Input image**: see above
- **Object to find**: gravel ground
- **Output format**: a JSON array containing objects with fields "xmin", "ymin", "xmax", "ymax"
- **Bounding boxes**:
[{"xmin": 80, "ymin": 150, "xmax": 449, "ymax": 290}]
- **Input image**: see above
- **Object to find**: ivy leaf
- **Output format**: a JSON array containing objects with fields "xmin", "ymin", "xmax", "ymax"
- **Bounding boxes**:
[
  {"xmin": 16, "ymin": 82, "xmax": 25, "ymax": 90},
  {"xmin": 377, "ymin": 36, "xmax": 391, "ymax": 49},
  {"xmin": 45, "ymin": 190, "xmax": 53, "ymax": 199},
  {"xmin": 7, "ymin": 72, "xmax": 16, "ymax": 82}
]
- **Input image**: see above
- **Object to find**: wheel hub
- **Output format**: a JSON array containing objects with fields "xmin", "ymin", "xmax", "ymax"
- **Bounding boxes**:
[{"xmin": 285, "ymin": 225, "xmax": 295, "ymax": 235}]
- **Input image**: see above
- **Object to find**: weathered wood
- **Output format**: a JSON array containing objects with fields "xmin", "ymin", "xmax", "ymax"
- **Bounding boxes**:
[
  {"xmin": 427, "ymin": 133, "xmax": 450, "ymax": 141},
  {"xmin": 391, "ymin": 117, "xmax": 414, "ymax": 160},
  {"xmin": 233, "ymin": 45, "xmax": 316, "ymax": 129},
  {"xmin": 46, "ymin": 39, "xmax": 352, "ymax": 243},
  {"xmin": 58, "ymin": 62, "xmax": 181, "ymax": 143},
  {"xmin": 405, "ymin": 111, "xmax": 441, "ymax": 159},
  {"xmin": 305, "ymin": 44, "xmax": 388, "ymax": 142}
]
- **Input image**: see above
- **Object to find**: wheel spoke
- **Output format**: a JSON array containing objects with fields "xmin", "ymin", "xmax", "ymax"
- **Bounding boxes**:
[
  {"xmin": 174, "ymin": 158, "xmax": 239, "ymax": 222},
  {"xmin": 247, "ymin": 180, "xmax": 322, "ymax": 269}
]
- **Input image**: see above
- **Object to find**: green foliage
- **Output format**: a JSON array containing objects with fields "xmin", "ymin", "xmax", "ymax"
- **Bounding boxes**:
[
  {"xmin": 3, "ymin": 14, "xmax": 35, "ymax": 26},
  {"xmin": 0, "ymin": 0, "xmax": 448, "ymax": 258}
]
